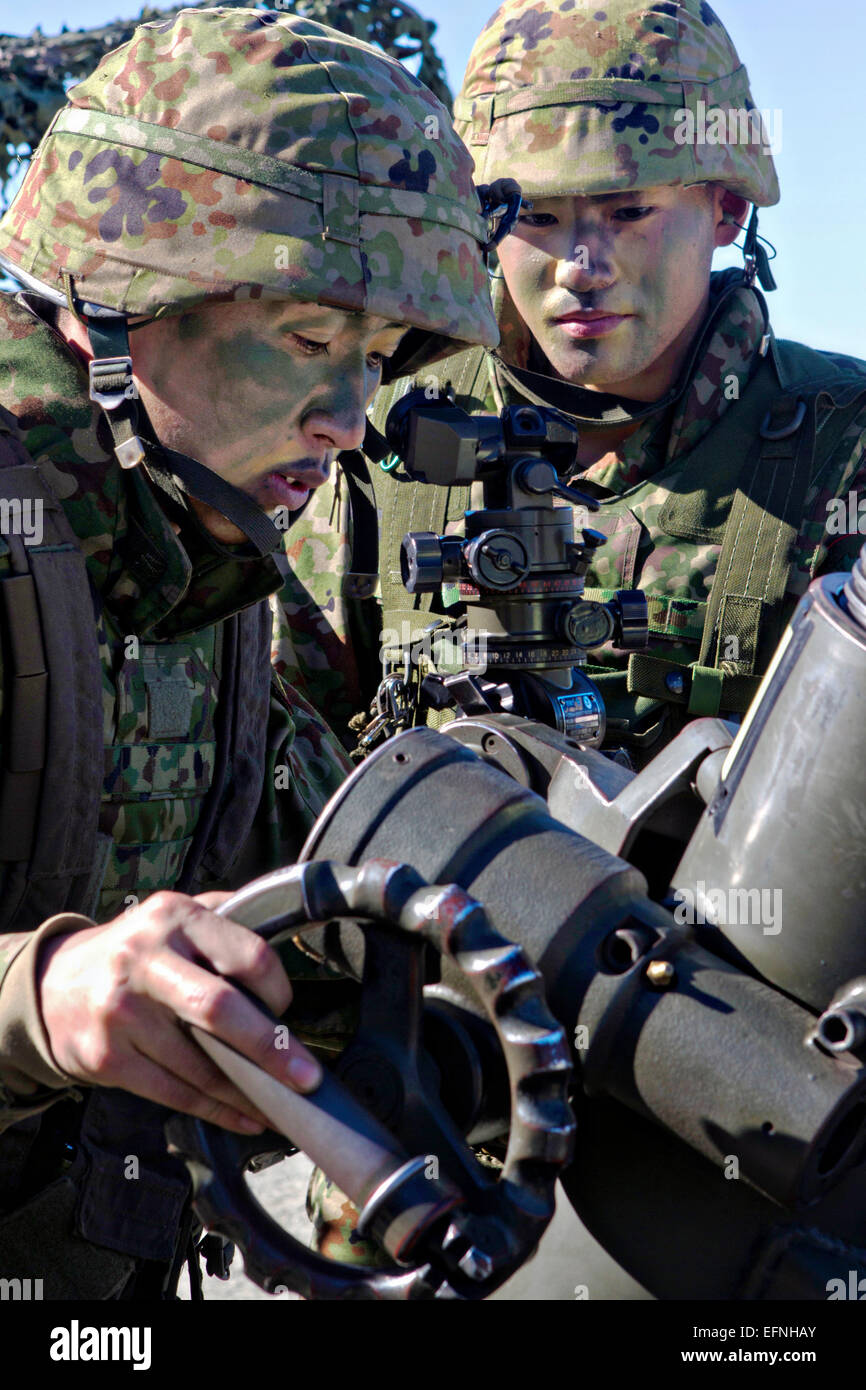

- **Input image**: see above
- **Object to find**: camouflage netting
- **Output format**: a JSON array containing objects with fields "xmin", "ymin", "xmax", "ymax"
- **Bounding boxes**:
[{"xmin": 0, "ymin": 0, "xmax": 452, "ymax": 211}]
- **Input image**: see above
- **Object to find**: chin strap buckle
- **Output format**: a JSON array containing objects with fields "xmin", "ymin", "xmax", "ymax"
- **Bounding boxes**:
[
  {"xmin": 113, "ymin": 435, "xmax": 147, "ymax": 470},
  {"xmin": 86, "ymin": 319, "xmax": 147, "ymax": 470},
  {"xmin": 89, "ymin": 355, "xmax": 138, "ymax": 411}
]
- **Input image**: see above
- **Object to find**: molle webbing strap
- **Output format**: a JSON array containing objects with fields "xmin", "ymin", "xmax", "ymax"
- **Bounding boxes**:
[
  {"xmin": 338, "ymin": 447, "xmax": 379, "ymax": 601},
  {"xmin": 626, "ymin": 653, "xmax": 763, "ymax": 717},
  {"xmin": 696, "ymin": 367, "xmax": 866, "ymax": 690},
  {"xmin": 626, "ymin": 348, "xmax": 866, "ymax": 718},
  {"xmin": 655, "ymin": 352, "xmax": 785, "ymax": 547},
  {"xmin": 0, "ymin": 438, "xmax": 280, "ymax": 926},
  {"xmin": 695, "ymin": 391, "xmax": 819, "ymax": 686},
  {"xmin": 180, "ymin": 598, "xmax": 272, "ymax": 891},
  {"xmin": 0, "ymin": 443, "xmax": 47, "ymax": 865},
  {"xmin": 380, "ymin": 477, "xmax": 450, "ymax": 628},
  {"xmin": 374, "ymin": 347, "xmax": 489, "ymax": 635},
  {"xmin": 583, "ymin": 588, "xmax": 708, "ymax": 645},
  {"xmin": 0, "ymin": 564, "xmax": 46, "ymax": 859},
  {"xmin": 0, "ymin": 453, "xmax": 104, "ymax": 928},
  {"xmin": 624, "ymin": 374, "xmax": 811, "ymax": 720}
]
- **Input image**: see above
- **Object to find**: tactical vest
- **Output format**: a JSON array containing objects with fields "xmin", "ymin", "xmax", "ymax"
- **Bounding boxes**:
[
  {"xmin": 369, "ymin": 336, "xmax": 866, "ymax": 755},
  {"xmin": 0, "ymin": 434, "xmax": 274, "ymax": 1295}
]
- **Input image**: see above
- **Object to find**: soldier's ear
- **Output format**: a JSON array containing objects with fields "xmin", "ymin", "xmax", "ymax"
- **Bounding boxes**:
[{"xmin": 715, "ymin": 188, "xmax": 749, "ymax": 249}]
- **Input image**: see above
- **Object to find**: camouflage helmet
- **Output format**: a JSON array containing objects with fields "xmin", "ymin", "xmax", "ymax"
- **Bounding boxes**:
[
  {"xmin": 0, "ymin": 7, "xmax": 499, "ymax": 348},
  {"xmin": 453, "ymin": 0, "xmax": 779, "ymax": 207}
]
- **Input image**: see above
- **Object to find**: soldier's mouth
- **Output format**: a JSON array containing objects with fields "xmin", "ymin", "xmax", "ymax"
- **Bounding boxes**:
[
  {"xmin": 267, "ymin": 474, "xmax": 310, "ymax": 509},
  {"xmin": 257, "ymin": 462, "xmax": 329, "ymax": 512},
  {"xmin": 552, "ymin": 310, "xmax": 632, "ymax": 339},
  {"xmin": 258, "ymin": 471, "xmax": 309, "ymax": 511}
]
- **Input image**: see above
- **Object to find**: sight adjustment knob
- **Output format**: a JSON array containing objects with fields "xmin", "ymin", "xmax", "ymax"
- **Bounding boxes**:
[{"xmin": 401, "ymin": 532, "xmax": 445, "ymax": 594}]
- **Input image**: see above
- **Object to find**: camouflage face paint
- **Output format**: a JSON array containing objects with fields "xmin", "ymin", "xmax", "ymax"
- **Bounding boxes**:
[
  {"xmin": 131, "ymin": 298, "xmax": 406, "ymax": 541},
  {"xmin": 496, "ymin": 185, "xmax": 720, "ymax": 398}
]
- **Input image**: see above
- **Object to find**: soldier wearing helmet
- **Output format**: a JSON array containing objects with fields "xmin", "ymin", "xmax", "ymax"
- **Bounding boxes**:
[
  {"xmin": 0, "ymin": 7, "xmax": 498, "ymax": 1299},
  {"xmin": 284, "ymin": 0, "xmax": 866, "ymax": 764},
  {"xmin": 282, "ymin": 0, "xmax": 866, "ymax": 1272}
]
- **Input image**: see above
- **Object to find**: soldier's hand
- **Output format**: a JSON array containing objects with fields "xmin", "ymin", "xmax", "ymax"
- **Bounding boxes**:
[{"xmin": 36, "ymin": 890, "xmax": 322, "ymax": 1134}]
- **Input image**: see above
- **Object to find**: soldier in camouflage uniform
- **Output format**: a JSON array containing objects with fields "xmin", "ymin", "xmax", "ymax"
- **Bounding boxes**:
[
  {"xmin": 0, "ymin": 7, "xmax": 498, "ymax": 1298},
  {"xmin": 284, "ymin": 0, "xmax": 866, "ymax": 1263},
  {"xmin": 283, "ymin": 0, "xmax": 866, "ymax": 764}
]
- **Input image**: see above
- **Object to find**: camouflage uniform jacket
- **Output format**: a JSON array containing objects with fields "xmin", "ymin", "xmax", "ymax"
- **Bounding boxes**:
[
  {"xmin": 0, "ymin": 295, "xmax": 353, "ymax": 1291},
  {"xmin": 277, "ymin": 270, "xmax": 866, "ymax": 756}
]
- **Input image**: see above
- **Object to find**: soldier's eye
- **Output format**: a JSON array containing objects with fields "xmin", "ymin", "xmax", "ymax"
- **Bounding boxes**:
[
  {"xmin": 289, "ymin": 333, "xmax": 330, "ymax": 356},
  {"xmin": 613, "ymin": 206, "xmax": 655, "ymax": 222},
  {"xmin": 517, "ymin": 212, "xmax": 558, "ymax": 228},
  {"xmin": 366, "ymin": 352, "xmax": 385, "ymax": 371}
]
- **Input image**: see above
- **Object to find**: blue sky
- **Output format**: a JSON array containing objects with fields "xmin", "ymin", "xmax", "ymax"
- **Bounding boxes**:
[{"xmin": 6, "ymin": 0, "xmax": 864, "ymax": 355}]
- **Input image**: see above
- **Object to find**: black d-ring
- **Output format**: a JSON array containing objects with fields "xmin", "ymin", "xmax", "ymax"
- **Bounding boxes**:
[{"xmin": 760, "ymin": 398, "xmax": 806, "ymax": 440}]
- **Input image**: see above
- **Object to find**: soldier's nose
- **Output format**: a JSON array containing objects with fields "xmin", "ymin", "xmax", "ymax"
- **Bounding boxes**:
[
  {"xmin": 304, "ymin": 400, "xmax": 367, "ymax": 453},
  {"xmin": 307, "ymin": 417, "xmax": 366, "ymax": 453},
  {"xmin": 554, "ymin": 234, "xmax": 616, "ymax": 293}
]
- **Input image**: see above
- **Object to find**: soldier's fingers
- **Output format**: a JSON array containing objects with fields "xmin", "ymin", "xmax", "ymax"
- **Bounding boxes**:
[
  {"xmin": 122, "ymin": 1047, "xmax": 267, "ymax": 1134},
  {"xmin": 176, "ymin": 907, "xmax": 293, "ymax": 1017},
  {"xmin": 135, "ymin": 1016, "xmax": 273, "ymax": 1129},
  {"xmin": 143, "ymin": 950, "xmax": 322, "ymax": 1093}
]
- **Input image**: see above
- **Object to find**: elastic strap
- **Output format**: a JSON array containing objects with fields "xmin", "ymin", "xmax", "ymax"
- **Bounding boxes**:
[
  {"xmin": 626, "ymin": 652, "xmax": 762, "ymax": 716},
  {"xmin": 53, "ymin": 106, "xmax": 488, "ymax": 244}
]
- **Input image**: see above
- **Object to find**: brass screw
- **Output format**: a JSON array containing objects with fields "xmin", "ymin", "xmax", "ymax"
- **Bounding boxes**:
[{"xmin": 646, "ymin": 960, "xmax": 676, "ymax": 988}]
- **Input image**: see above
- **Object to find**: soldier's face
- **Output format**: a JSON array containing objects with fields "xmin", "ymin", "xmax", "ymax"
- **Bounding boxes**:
[
  {"xmin": 131, "ymin": 300, "xmax": 408, "ymax": 542},
  {"xmin": 496, "ymin": 184, "xmax": 736, "ymax": 399}
]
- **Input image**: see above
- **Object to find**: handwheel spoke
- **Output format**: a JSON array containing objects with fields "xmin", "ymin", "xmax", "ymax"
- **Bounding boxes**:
[
  {"xmin": 357, "ymin": 927, "xmax": 424, "ymax": 1056},
  {"xmin": 333, "ymin": 928, "xmax": 425, "ymax": 1133},
  {"xmin": 339, "ymin": 928, "xmax": 495, "ymax": 1201}
]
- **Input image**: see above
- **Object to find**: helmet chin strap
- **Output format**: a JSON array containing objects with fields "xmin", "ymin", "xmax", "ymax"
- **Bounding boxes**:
[
  {"xmin": 85, "ymin": 316, "xmax": 281, "ymax": 557},
  {"xmin": 741, "ymin": 206, "xmax": 778, "ymax": 293}
]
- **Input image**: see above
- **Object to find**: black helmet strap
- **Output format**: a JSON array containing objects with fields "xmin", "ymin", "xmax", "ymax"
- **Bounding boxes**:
[{"xmin": 741, "ymin": 207, "xmax": 778, "ymax": 293}]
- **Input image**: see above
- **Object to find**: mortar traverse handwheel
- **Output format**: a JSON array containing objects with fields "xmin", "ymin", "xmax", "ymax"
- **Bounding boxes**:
[{"xmin": 166, "ymin": 858, "xmax": 576, "ymax": 1300}]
